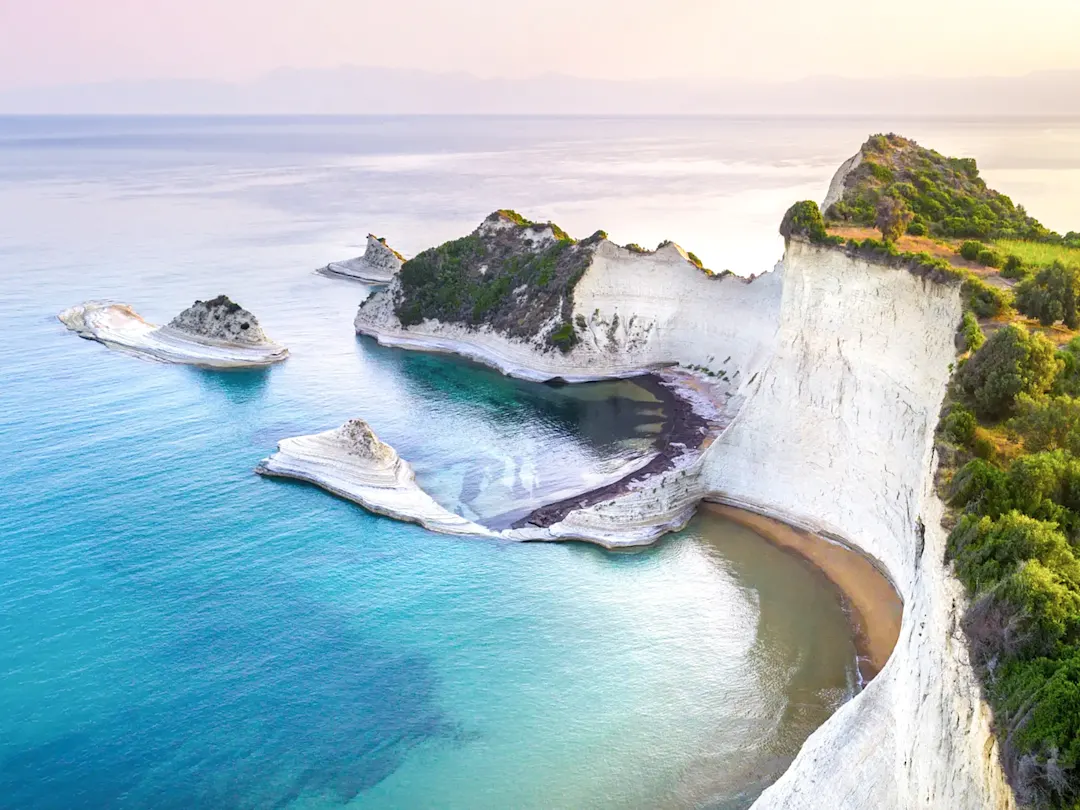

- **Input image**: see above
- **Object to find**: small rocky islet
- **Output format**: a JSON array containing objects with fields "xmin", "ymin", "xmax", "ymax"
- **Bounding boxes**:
[{"xmin": 59, "ymin": 294, "xmax": 288, "ymax": 368}]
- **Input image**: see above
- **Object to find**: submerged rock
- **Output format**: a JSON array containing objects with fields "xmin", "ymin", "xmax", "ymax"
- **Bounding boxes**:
[
  {"xmin": 319, "ymin": 234, "xmax": 404, "ymax": 284},
  {"xmin": 58, "ymin": 296, "xmax": 288, "ymax": 368}
]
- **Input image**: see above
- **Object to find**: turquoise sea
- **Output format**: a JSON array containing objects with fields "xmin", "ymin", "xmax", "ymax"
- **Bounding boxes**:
[{"xmin": 2, "ymin": 116, "xmax": 1078, "ymax": 809}]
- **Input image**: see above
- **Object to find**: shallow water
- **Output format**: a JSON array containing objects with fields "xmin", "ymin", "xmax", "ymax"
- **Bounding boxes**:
[{"xmin": 2, "ymin": 115, "xmax": 1078, "ymax": 809}]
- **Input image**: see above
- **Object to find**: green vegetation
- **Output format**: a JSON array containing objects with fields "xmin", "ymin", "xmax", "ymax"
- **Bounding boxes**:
[
  {"xmin": 954, "ymin": 325, "xmax": 1061, "ymax": 418},
  {"xmin": 965, "ymin": 275, "xmax": 1011, "ymax": 318},
  {"xmin": 393, "ymin": 211, "xmax": 596, "ymax": 347},
  {"xmin": 942, "ymin": 320, "xmax": 1080, "ymax": 806},
  {"xmin": 780, "ymin": 200, "xmax": 843, "ymax": 246},
  {"xmin": 996, "ymin": 239, "xmax": 1080, "ymax": 272},
  {"xmin": 875, "ymin": 196, "xmax": 914, "ymax": 243},
  {"xmin": 1004, "ymin": 254, "xmax": 1033, "ymax": 280},
  {"xmin": 962, "ymin": 311, "xmax": 987, "ymax": 352},
  {"xmin": 961, "ymin": 240, "xmax": 985, "ymax": 261},
  {"xmin": 944, "ymin": 404, "xmax": 978, "ymax": 445},
  {"xmin": 547, "ymin": 321, "xmax": 578, "ymax": 353},
  {"xmin": 827, "ymin": 133, "xmax": 1050, "ymax": 240},
  {"xmin": 1016, "ymin": 263, "xmax": 1080, "ymax": 329},
  {"xmin": 978, "ymin": 248, "xmax": 1005, "ymax": 269}
]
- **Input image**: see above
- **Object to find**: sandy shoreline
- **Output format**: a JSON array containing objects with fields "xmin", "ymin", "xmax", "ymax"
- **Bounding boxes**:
[{"xmin": 702, "ymin": 502, "xmax": 902, "ymax": 682}]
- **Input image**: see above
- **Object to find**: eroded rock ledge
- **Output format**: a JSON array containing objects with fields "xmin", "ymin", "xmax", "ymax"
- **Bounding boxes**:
[{"xmin": 59, "ymin": 295, "xmax": 288, "ymax": 368}]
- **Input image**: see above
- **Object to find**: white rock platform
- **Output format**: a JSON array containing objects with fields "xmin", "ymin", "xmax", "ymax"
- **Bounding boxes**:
[{"xmin": 256, "ymin": 419, "xmax": 495, "ymax": 537}]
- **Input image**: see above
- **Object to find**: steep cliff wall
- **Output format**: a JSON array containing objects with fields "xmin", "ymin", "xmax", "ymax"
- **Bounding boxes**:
[
  {"xmin": 355, "ymin": 234, "xmax": 782, "ymax": 384},
  {"xmin": 705, "ymin": 240, "xmax": 1014, "ymax": 809}
]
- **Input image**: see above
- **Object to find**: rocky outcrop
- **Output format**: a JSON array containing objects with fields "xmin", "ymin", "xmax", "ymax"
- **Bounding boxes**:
[
  {"xmin": 822, "ymin": 150, "xmax": 861, "ymax": 211},
  {"xmin": 166, "ymin": 295, "xmax": 270, "ymax": 346},
  {"xmin": 318, "ymin": 234, "xmax": 405, "ymax": 284},
  {"xmin": 58, "ymin": 297, "xmax": 288, "ymax": 368},
  {"xmin": 356, "ymin": 219, "xmax": 782, "ymax": 384},
  {"xmin": 256, "ymin": 419, "xmax": 494, "ymax": 536}
]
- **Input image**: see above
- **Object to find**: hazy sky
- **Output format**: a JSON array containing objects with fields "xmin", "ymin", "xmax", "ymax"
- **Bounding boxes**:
[{"xmin": 2, "ymin": 0, "xmax": 1079, "ymax": 90}]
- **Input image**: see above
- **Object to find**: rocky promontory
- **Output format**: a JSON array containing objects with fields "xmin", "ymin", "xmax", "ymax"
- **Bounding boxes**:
[
  {"xmin": 59, "ymin": 295, "xmax": 288, "ymax": 368},
  {"xmin": 318, "ymin": 234, "xmax": 405, "ymax": 284}
]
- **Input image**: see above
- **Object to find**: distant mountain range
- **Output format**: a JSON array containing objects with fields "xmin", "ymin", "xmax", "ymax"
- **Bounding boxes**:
[{"xmin": 2, "ymin": 67, "xmax": 1078, "ymax": 116}]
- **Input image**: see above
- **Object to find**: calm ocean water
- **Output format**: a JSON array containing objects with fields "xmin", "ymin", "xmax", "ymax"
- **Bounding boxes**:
[{"xmin": 1, "ymin": 116, "xmax": 1078, "ymax": 809}]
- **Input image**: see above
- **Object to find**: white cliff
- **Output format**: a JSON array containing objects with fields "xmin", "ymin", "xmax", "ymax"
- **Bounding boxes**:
[
  {"xmin": 822, "ymin": 150, "xmax": 862, "ymax": 212},
  {"xmin": 356, "ymin": 236, "xmax": 782, "ymax": 384},
  {"xmin": 343, "ymin": 218, "xmax": 1014, "ymax": 807},
  {"xmin": 705, "ymin": 240, "xmax": 1014, "ymax": 809},
  {"xmin": 318, "ymin": 234, "xmax": 404, "ymax": 284},
  {"xmin": 256, "ymin": 419, "xmax": 494, "ymax": 536},
  {"xmin": 59, "ymin": 296, "xmax": 288, "ymax": 368}
]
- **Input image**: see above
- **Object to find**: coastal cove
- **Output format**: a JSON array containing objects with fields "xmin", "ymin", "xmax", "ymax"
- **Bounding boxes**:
[{"xmin": 5, "ymin": 116, "xmax": 1080, "ymax": 809}]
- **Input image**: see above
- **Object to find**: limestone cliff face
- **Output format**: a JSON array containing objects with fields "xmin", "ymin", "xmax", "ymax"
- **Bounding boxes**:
[
  {"xmin": 167, "ymin": 295, "xmax": 271, "ymax": 346},
  {"xmin": 356, "ymin": 236, "xmax": 782, "ymax": 384},
  {"xmin": 707, "ymin": 240, "xmax": 1014, "ymax": 810}
]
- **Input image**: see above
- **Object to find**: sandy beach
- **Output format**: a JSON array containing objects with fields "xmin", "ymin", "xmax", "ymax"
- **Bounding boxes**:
[{"xmin": 702, "ymin": 502, "xmax": 903, "ymax": 682}]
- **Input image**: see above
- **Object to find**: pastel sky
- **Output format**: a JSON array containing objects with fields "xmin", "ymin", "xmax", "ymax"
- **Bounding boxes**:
[{"xmin": 1, "ymin": 0, "xmax": 1078, "ymax": 90}]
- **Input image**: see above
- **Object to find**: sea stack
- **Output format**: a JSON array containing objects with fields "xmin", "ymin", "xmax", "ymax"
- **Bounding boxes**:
[
  {"xmin": 318, "ymin": 234, "xmax": 405, "ymax": 284},
  {"xmin": 58, "ymin": 295, "xmax": 288, "ymax": 368}
]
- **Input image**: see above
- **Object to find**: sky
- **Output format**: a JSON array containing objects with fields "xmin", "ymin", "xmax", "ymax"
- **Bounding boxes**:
[{"xmin": 1, "ymin": 0, "xmax": 1079, "ymax": 91}]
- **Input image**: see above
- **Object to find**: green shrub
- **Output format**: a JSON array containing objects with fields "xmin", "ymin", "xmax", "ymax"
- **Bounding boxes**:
[
  {"xmin": 1002, "ymin": 254, "xmax": 1029, "ymax": 279},
  {"xmin": 973, "ymin": 433, "xmax": 998, "ymax": 461},
  {"xmin": 961, "ymin": 240, "xmax": 985, "ymax": 261},
  {"xmin": 977, "ymin": 248, "xmax": 1004, "ymax": 268},
  {"xmin": 949, "ymin": 458, "xmax": 1012, "ymax": 515},
  {"xmin": 1015, "ymin": 261, "xmax": 1080, "ymax": 329},
  {"xmin": 780, "ymin": 200, "xmax": 828, "ymax": 243},
  {"xmin": 548, "ymin": 321, "xmax": 578, "ymax": 353},
  {"xmin": 944, "ymin": 405, "xmax": 978, "ymax": 445},
  {"xmin": 961, "ymin": 311, "xmax": 986, "ymax": 352},
  {"xmin": 1011, "ymin": 394, "xmax": 1080, "ymax": 457},
  {"xmin": 865, "ymin": 160, "xmax": 894, "ymax": 181},
  {"xmin": 875, "ymin": 196, "xmax": 914, "ymax": 243},
  {"xmin": 1053, "ymin": 338, "xmax": 1080, "ymax": 397},
  {"xmin": 907, "ymin": 221, "xmax": 928, "ymax": 236},
  {"xmin": 955, "ymin": 324, "xmax": 1063, "ymax": 418},
  {"xmin": 963, "ymin": 275, "xmax": 1010, "ymax": 318}
]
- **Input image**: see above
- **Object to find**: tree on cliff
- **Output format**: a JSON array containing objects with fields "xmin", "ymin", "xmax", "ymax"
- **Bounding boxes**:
[
  {"xmin": 875, "ymin": 196, "xmax": 915, "ymax": 244},
  {"xmin": 956, "ymin": 324, "xmax": 1062, "ymax": 418},
  {"xmin": 1015, "ymin": 261, "xmax": 1080, "ymax": 329}
]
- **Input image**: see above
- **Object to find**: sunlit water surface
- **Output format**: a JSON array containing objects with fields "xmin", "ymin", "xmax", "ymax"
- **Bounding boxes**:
[{"xmin": 2, "ymin": 116, "xmax": 1078, "ymax": 809}]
